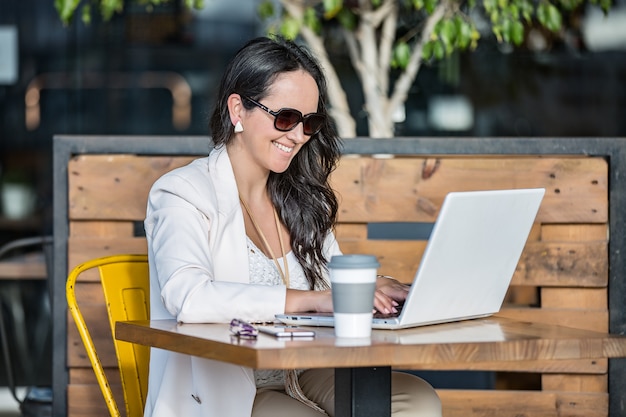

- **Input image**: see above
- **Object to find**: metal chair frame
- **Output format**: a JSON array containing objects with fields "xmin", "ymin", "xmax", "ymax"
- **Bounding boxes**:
[{"xmin": 66, "ymin": 254, "xmax": 149, "ymax": 417}]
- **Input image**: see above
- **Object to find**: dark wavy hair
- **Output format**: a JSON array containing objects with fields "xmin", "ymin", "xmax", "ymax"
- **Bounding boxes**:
[{"xmin": 209, "ymin": 36, "xmax": 341, "ymax": 289}]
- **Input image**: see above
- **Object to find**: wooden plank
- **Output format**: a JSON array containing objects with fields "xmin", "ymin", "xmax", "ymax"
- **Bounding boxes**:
[
  {"xmin": 397, "ymin": 358, "xmax": 607, "ymax": 373},
  {"xmin": 67, "ymin": 383, "xmax": 124, "ymax": 417},
  {"xmin": 541, "ymin": 224, "xmax": 608, "ymax": 241},
  {"xmin": 497, "ymin": 308, "xmax": 608, "ymax": 332},
  {"xmin": 73, "ymin": 282, "xmax": 105, "ymax": 304},
  {"xmin": 514, "ymin": 241, "xmax": 607, "ymax": 287},
  {"xmin": 332, "ymin": 157, "xmax": 607, "ymax": 224},
  {"xmin": 69, "ymin": 155, "xmax": 608, "ymax": 223},
  {"xmin": 338, "ymin": 239, "xmax": 606, "ymax": 287},
  {"xmin": 68, "ymin": 236, "xmax": 147, "ymax": 276},
  {"xmin": 69, "ymin": 221, "xmax": 135, "ymax": 237},
  {"xmin": 68, "ymin": 155, "xmax": 196, "ymax": 220},
  {"xmin": 339, "ymin": 240, "xmax": 424, "ymax": 284},
  {"xmin": 437, "ymin": 389, "xmax": 607, "ymax": 417},
  {"xmin": 542, "ymin": 374, "xmax": 608, "ymax": 392},
  {"xmin": 334, "ymin": 223, "xmax": 368, "ymax": 240},
  {"xmin": 542, "ymin": 288, "xmax": 607, "ymax": 310},
  {"xmin": 67, "ymin": 305, "xmax": 118, "ymax": 368},
  {"xmin": 69, "ymin": 367, "xmax": 121, "ymax": 385}
]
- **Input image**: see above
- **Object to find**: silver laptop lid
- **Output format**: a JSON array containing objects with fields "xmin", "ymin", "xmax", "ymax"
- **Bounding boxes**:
[{"xmin": 395, "ymin": 188, "xmax": 545, "ymax": 327}]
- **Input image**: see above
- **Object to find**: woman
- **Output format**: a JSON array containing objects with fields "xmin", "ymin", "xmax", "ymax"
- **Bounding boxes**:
[{"xmin": 143, "ymin": 36, "xmax": 442, "ymax": 417}]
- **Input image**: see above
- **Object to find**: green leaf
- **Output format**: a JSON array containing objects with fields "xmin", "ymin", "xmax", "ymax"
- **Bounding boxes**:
[
  {"xmin": 501, "ymin": 18, "xmax": 512, "ymax": 43},
  {"xmin": 424, "ymin": 0, "xmax": 437, "ymax": 14},
  {"xmin": 483, "ymin": 0, "xmax": 496, "ymax": 11},
  {"xmin": 457, "ymin": 20, "xmax": 472, "ymax": 49},
  {"xmin": 412, "ymin": 0, "xmax": 425, "ymax": 10},
  {"xmin": 323, "ymin": 0, "xmax": 343, "ymax": 19},
  {"xmin": 493, "ymin": 25, "xmax": 502, "ymax": 42},
  {"xmin": 100, "ymin": 0, "xmax": 123, "ymax": 21},
  {"xmin": 546, "ymin": 4, "xmax": 562, "ymax": 32},
  {"xmin": 599, "ymin": 0, "xmax": 612, "ymax": 12},
  {"xmin": 445, "ymin": 42, "xmax": 454, "ymax": 56},
  {"xmin": 440, "ymin": 18, "xmax": 457, "ymax": 45},
  {"xmin": 537, "ymin": 3, "xmax": 547, "ymax": 25},
  {"xmin": 537, "ymin": 3, "xmax": 562, "ymax": 32},
  {"xmin": 433, "ymin": 41, "xmax": 444, "ymax": 59},
  {"xmin": 538, "ymin": 3, "xmax": 562, "ymax": 32},
  {"xmin": 81, "ymin": 4, "xmax": 91, "ymax": 24},
  {"xmin": 511, "ymin": 20, "xmax": 524, "ymax": 45},
  {"xmin": 337, "ymin": 8, "xmax": 357, "ymax": 30},
  {"xmin": 280, "ymin": 15, "xmax": 301, "ymax": 40},
  {"xmin": 490, "ymin": 10, "xmax": 499, "ymax": 24},
  {"xmin": 304, "ymin": 7, "xmax": 322, "ymax": 33},
  {"xmin": 257, "ymin": 0, "xmax": 275, "ymax": 19},
  {"xmin": 184, "ymin": 0, "xmax": 204, "ymax": 9},
  {"xmin": 422, "ymin": 40, "xmax": 434, "ymax": 60},
  {"xmin": 392, "ymin": 42, "xmax": 411, "ymax": 69},
  {"xmin": 55, "ymin": 0, "xmax": 81, "ymax": 25}
]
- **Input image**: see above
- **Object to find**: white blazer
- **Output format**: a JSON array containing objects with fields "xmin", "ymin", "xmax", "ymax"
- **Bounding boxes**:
[{"xmin": 143, "ymin": 146, "xmax": 341, "ymax": 417}]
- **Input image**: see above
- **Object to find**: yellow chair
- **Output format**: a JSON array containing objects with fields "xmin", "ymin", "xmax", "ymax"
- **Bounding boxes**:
[{"xmin": 66, "ymin": 254, "xmax": 150, "ymax": 417}]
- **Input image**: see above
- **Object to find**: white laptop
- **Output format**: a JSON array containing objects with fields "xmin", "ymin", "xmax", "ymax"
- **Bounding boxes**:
[{"xmin": 276, "ymin": 188, "xmax": 545, "ymax": 330}]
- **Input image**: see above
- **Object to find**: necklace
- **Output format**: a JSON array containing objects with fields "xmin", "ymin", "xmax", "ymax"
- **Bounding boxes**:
[{"xmin": 239, "ymin": 195, "xmax": 290, "ymax": 287}]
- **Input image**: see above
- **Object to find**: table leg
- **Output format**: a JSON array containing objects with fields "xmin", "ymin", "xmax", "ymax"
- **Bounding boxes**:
[{"xmin": 335, "ymin": 366, "xmax": 391, "ymax": 417}]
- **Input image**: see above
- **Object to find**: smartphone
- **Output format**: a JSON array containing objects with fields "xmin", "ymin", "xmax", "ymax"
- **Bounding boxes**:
[{"xmin": 257, "ymin": 325, "xmax": 316, "ymax": 338}]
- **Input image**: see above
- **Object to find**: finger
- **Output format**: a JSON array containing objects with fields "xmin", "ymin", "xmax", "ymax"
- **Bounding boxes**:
[{"xmin": 374, "ymin": 291, "xmax": 397, "ymax": 314}]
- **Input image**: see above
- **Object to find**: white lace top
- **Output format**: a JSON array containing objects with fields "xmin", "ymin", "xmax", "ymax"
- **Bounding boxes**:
[{"xmin": 247, "ymin": 237, "xmax": 309, "ymax": 389}]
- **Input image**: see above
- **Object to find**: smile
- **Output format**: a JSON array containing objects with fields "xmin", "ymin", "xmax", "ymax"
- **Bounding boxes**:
[{"xmin": 273, "ymin": 141, "xmax": 293, "ymax": 153}]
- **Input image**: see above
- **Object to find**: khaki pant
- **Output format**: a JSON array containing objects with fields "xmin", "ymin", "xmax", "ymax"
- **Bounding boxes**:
[{"xmin": 252, "ymin": 369, "xmax": 442, "ymax": 417}]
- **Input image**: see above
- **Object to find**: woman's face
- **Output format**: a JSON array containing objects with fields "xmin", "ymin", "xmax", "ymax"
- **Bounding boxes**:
[{"xmin": 234, "ymin": 70, "xmax": 320, "ymax": 174}]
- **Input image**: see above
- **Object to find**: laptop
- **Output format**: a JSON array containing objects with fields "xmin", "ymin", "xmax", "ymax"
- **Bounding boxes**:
[{"xmin": 276, "ymin": 188, "xmax": 545, "ymax": 330}]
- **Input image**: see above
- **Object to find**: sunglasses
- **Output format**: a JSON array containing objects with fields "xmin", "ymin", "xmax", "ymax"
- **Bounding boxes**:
[
  {"xmin": 243, "ymin": 95, "xmax": 325, "ymax": 136},
  {"xmin": 229, "ymin": 318, "xmax": 258, "ymax": 339}
]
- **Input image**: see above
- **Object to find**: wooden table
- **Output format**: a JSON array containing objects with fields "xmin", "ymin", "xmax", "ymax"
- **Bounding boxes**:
[{"xmin": 116, "ymin": 315, "xmax": 626, "ymax": 417}]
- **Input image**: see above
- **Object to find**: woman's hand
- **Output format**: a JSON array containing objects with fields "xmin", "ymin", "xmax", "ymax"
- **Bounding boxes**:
[
  {"xmin": 284, "ymin": 276, "xmax": 408, "ymax": 315},
  {"xmin": 374, "ymin": 275, "xmax": 409, "ymax": 315}
]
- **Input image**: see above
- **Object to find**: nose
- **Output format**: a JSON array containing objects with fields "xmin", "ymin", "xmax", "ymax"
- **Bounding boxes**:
[{"xmin": 286, "ymin": 122, "xmax": 307, "ymax": 144}]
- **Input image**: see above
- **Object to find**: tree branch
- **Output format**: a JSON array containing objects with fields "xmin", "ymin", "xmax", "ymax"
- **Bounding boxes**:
[
  {"xmin": 389, "ymin": 1, "xmax": 447, "ymax": 120},
  {"xmin": 357, "ymin": 0, "xmax": 389, "ymax": 136},
  {"xmin": 365, "ymin": 0, "xmax": 397, "ymax": 28},
  {"xmin": 378, "ymin": 1, "xmax": 398, "ymax": 98},
  {"xmin": 280, "ymin": 0, "xmax": 357, "ymax": 138}
]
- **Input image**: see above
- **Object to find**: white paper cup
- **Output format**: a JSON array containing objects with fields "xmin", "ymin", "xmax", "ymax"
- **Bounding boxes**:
[{"xmin": 328, "ymin": 254, "xmax": 380, "ymax": 338}]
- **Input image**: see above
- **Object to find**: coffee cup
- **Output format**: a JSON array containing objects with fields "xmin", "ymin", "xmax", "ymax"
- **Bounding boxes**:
[{"xmin": 328, "ymin": 254, "xmax": 380, "ymax": 338}]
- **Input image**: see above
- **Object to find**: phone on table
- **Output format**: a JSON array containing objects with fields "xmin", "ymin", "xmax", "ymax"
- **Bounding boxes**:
[{"xmin": 257, "ymin": 325, "xmax": 316, "ymax": 338}]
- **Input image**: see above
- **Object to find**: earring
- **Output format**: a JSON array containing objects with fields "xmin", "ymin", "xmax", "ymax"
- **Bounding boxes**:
[{"xmin": 234, "ymin": 121, "xmax": 244, "ymax": 133}]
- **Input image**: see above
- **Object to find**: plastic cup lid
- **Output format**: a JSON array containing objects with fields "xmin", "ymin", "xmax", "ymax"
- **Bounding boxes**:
[{"xmin": 328, "ymin": 254, "xmax": 380, "ymax": 269}]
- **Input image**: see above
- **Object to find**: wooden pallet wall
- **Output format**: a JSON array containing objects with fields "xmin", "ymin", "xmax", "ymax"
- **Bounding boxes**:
[{"xmin": 65, "ymin": 153, "xmax": 608, "ymax": 417}]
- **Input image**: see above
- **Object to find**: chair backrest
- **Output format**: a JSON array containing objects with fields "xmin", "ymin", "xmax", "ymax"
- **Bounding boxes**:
[{"xmin": 66, "ymin": 254, "xmax": 149, "ymax": 417}]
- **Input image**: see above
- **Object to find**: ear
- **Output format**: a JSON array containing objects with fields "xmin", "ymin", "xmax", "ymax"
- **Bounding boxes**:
[{"xmin": 227, "ymin": 93, "xmax": 244, "ymax": 127}]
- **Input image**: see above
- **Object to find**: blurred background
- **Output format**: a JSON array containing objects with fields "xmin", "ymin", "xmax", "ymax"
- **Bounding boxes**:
[
  {"xmin": 2, "ymin": 0, "xmax": 626, "ymax": 243},
  {"xmin": 0, "ymin": 0, "xmax": 625, "ymax": 415}
]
